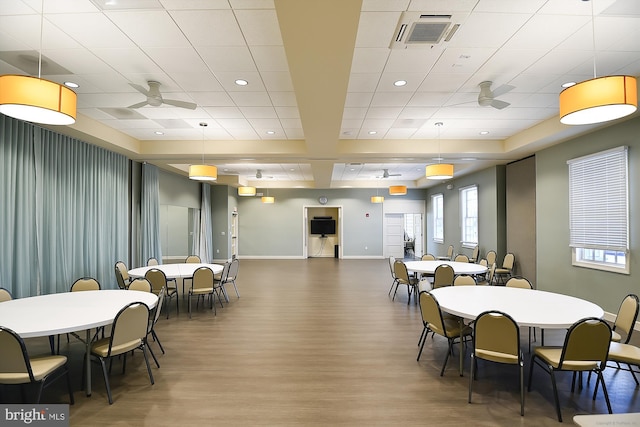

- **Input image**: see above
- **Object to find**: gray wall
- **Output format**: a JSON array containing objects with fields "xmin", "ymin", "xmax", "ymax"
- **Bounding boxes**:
[
  {"xmin": 425, "ymin": 166, "xmax": 506, "ymax": 262},
  {"xmin": 536, "ymin": 116, "xmax": 640, "ymax": 313}
]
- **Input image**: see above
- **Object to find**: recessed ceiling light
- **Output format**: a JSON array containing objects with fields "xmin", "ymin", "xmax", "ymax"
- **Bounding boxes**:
[
  {"xmin": 154, "ymin": 131, "xmax": 164, "ymax": 135},
  {"xmin": 235, "ymin": 79, "xmax": 248, "ymax": 86},
  {"xmin": 266, "ymin": 131, "xmax": 275, "ymax": 135},
  {"xmin": 64, "ymin": 81, "xmax": 79, "ymax": 88},
  {"xmin": 394, "ymin": 80, "xmax": 407, "ymax": 87},
  {"xmin": 290, "ymin": 168, "xmax": 295, "ymax": 171},
  {"xmin": 343, "ymin": 131, "xmax": 352, "ymax": 135},
  {"xmin": 479, "ymin": 131, "xmax": 489, "ymax": 135},
  {"xmin": 562, "ymin": 81, "xmax": 577, "ymax": 88},
  {"xmin": 349, "ymin": 168, "xmax": 355, "ymax": 171},
  {"xmin": 368, "ymin": 131, "xmax": 377, "ymax": 135}
]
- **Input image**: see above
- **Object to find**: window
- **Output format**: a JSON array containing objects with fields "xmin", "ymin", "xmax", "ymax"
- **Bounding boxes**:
[
  {"xmin": 460, "ymin": 185, "xmax": 478, "ymax": 247},
  {"xmin": 568, "ymin": 146, "xmax": 629, "ymax": 273},
  {"xmin": 432, "ymin": 193, "xmax": 443, "ymax": 242}
]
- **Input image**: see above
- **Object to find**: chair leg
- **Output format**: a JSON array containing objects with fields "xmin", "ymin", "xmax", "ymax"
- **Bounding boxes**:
[
  {"xmin": 549, "ymin": 369, "xmax": 562, "ymax": 422},
  {"xmin": 151, "ymin": 329, "xmax": 165, "ymax": 354},
  {"xmin": 65, "ymin": 366, "xmax": 75, "ymax": 405},
  {"xmin": 188, "ymin": 293, "xmax": 192, "ymax": 319},
  {"xmin": 140, "ymin": 344, "xmax": 155, "ymax": 385},
  {"xmin": 468, "ymin": 353, "xmax": 475, "ymax": 403},
  {"xmin": 35, "ymin": 381, "xmax": 45, "ymax": 404},
  {"xmin": 147, "ymin": 343, "xmax": 160, "ymax": 368},
  {"xmin": 231, "ymin": 280, "xmax": 240, "ymax": 298},
  {"xmin": 98, "ymin": 357, "xmax": 113, "ymax": 405},
  {"xmin": 527, "ymin": 355, "xmax": 536, "ymax": 392},
  {"xmin": 596, "ymin": 370, "xmax": 613, "ymax": 414},
  {"xmin": 519, "ymin": 361, "xmax": 524, "ymax": 416},
  {"xmin": 417, "ymin": 332, "xmax": 428, "ymax": 362},
  {"xmin": 440, "ymin": 339, "xmax": 454, "ymax": 376}
]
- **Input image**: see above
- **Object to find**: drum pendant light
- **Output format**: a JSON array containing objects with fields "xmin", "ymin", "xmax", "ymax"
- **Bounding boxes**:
[
  {"xmin": 559, "ymin": 0, "xmax": 637, "ymax": 125},
  {"xmin": 426, "ymin": 122, "xmax": 454, "ymax": 180},
  {"xmin": 189, "ymin": 122, "xmax": 217, "ymax": 181},
  {"xmin": 0, "ymin": 0, "xmax": 76, "ymax": 125}
]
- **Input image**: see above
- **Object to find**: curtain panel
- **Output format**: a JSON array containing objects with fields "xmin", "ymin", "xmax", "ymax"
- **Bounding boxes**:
[
  {"xmin": 0, "ymin": 114, "xmax": 129, "ymax": 296},
  {"xmin": 141, "ymin": 163, "xmax": 162, "ymax": 264}
]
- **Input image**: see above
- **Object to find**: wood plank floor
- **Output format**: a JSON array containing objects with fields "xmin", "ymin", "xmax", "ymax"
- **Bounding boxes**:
[{"xmin": 7, "ymin": 259, "xmax": 640, "ymax": 426}]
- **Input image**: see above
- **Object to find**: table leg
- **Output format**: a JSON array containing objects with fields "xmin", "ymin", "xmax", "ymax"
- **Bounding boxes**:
[
  {"xmin": 85, "ymin": 329, "xmax": 92, "ymax": 396},
  {"xmin": 459, "ymin": 318, "xmax": 464, "ymax": 376}
]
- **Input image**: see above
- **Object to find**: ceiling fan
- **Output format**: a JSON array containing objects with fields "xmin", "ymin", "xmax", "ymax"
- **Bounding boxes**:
[
  {"xmin": 477, "ymin": 81, "xmax": 514, "ymax": 110},
  {"xmin": 378, "ymin": 169, "xmax": 401, "ymax": 178},
  {"xmin": 127, "ymin": 81, "xmax": 197, "ymax": 110},
  {"xmin": 255, "ymin": 169, "xmax": 273, "ymax": 179}
]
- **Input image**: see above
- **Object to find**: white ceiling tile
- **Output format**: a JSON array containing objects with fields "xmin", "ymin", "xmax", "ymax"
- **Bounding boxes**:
[
  {"xmin": 274, "ymin": 106, "xmax": 299, "ymax": 119},
  {"xmin": 199, "ymin": 46, "xmax": 257, "ymax": 72},
  {"xmin": 46, "ymin": 13, "xmax": 134, "ymax": 49},
  {"xmin": 227, "ymin": 128, "xmax": 260, "ymax": 139},
  {"xmin": 280, "ymin": 118, "xmax": 302, "ymax": 128},
  {"xmin": 448, "ymin": 13, "xmax": 530, "ymax": 49},
  {"xmin": 42, "ymin": 48, "xmax": 113, "ymax": 74},
  {"xmin": 239, "ymin": 107, "xmax": 277, "ymax": 118},
  {"xmin": 362, "ymin": 0, "xmax": 409, "ymax": 12},
  {"xmin": 356, "ymin": 11, "xmax": 401, "ymax": 48},
  {"xmin": 473, "ymin": 0, "xmax": 547, "ymax": 14},
  {"xmin": 91, "ymin": 48, "xmax": 162, "ymax": 74},
  {"xmin": 269, "ymin": 92, "xmax": 297, "ymax": 107},
  {"xmin": 347, "ymin": 74, "xmax": 379, "ymax": 92},
  {"xmin": 260, "ymin": 72, "xmax": 293, "ymax": 92},
  {"xmin": 145, "ymin": 47, "xmax": 209, "ymax": 73},
  {"xmin": 228, "ymin": 91, "xmax": 272, "ymax": 107},
  {"xmin": 503, "ymin": 14, "xmax": 589, "ymax": 50},
  {"xmin": 249, "ymin": 46, "xmax": 289, "ymax": 72},
  {"xmin": 235, "ymin": 9, "xmax": 281, "ymax": 46},
  {"xmin": 351, "ymin": 48, "xmax": 390, "ymax": 73},
  {"xmin": 384, "ymin": 48, "xmax": 442, "ymax": 73},
  {"xmin": 216, "ymin": 118, "xmax": 253, "ymax": 129},
  {"xmin": 365, "ymin": 107, "xmax": 403, "ymax": 119},
  {"xmin": 230, "ymin": 0, "xmax": 274, "ymax": 9},
  {"xmin": 170, "ymin": 73, "xmax": 224, "ymax": 92},
  {"xmin": 343, "ymin": 108, "xmax": 367, "ymax": 120},
  {"xmin": 106, "ymin": 10, "xmax": 190, "ymax": 47},
  {"xmin": 192, "ymin": 92, "xmax": 235, "ymax": 107},
  {"xmin": 385, "ymin": 128, "xmax": 418, "ymax": 139},
  {"xmin": 170, "ymin": 10, "xmax": 245, "ymax": 46},
  {"xmin": 203, "ymin": 106, "xmax": 243, "ymax": 119}
]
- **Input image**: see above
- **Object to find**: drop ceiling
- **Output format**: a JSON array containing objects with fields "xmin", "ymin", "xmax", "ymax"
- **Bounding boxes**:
[{"xmin": 1, "ymin": 0, "xmax": 639, "ymax": 189}]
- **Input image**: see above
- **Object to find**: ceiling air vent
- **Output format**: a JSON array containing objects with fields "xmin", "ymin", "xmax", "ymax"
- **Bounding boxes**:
[{"xmin": 390, "ymin": 12, "xmax": 460, "ymax": 49}]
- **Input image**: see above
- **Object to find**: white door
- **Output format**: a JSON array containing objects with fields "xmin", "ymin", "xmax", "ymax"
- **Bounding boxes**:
[
  {"xmin": 384, "ymin": 213, "xmax": 405, "ymax": 259},
  {"xmin": 411, "ymin": 213, "xmax": 423, "ymax": 258}
]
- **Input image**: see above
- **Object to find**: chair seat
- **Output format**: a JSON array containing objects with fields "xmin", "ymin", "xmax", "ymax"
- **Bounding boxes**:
[
  {"xmin": 534, "ymin": 347, "xmax": 599, "ymax": 370},
  {"xmin": 428, "ymin": 317, "xmax": 472, "ymax": 338},
  {"xmin": 495, "ymin": 268, "xmax": 510, "ymax": 274},
  {"xmin": 0, "ymin": 355, "xmax": 67, "ymax": 384},
  {"xmin": 608, "ymin": 342, "xmax": 640, "ymax": 364},
  {"xmin": 190, "ymin": 287, "xmax": 213, "ymax": 295},
  {"xmin": 91, "ymin": 337, "xmax": 142, "ymax": 358},
  {"xmin": 611, "ymin": 330, "xmax": 622, "ymax": 342},
  {"xmin": 476, "ymin": 348, "xmax": 520, "ymax": 364}
]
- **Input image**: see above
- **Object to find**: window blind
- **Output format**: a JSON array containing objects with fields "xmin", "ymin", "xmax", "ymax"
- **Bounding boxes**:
[{"xmin": 568, "ymin": 146, "xmax": 628, "ymax": 251}]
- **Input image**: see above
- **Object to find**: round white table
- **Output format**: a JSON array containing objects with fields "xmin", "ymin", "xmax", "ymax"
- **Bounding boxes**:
[
  {"xmin": 429, "ymin": 286, "xmax": 604, "ymax": 375},
  {"xmin": 0, "ymin": 290, "xmax": 158, "ymax": 396},
  {"xmin": 129, "ymin": 263, "xmax": 224, "ymax": 279},
  {"xmin": 404, "ymin": 260, "xmax": 487, "ymax": 275}
]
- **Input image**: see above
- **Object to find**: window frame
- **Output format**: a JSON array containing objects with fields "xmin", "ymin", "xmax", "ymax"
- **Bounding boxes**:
[
  {"xmin": 568, "ymin": 146, "xmax": 629, "ymax": 274},
  {"xmin": 459, "ymin": 185, "xmax": 478, "ymax": 249},
  {"xmin": 432, "ymin": 193, "xmax": 444, "ymax": 243}
]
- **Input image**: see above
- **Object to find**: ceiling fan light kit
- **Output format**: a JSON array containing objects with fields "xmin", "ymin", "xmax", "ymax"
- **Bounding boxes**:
[
  {"xmin": 559, "ymin": 75, "xmax": 637, "ymax": 125},
  {"xmin": 389, "ymin": 185, "xmax": 407, "ymax": 195}
]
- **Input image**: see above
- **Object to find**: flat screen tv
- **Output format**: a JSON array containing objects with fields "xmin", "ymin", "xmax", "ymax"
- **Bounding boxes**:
[{"xmin": 310, "ymin": 218, "xmax": 336, "ymax": 236}]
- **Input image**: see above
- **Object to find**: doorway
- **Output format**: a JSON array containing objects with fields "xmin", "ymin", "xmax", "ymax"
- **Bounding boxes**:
[{"xmin": 382, "ymin": 199, "xmax": 426, "ymax": 260}]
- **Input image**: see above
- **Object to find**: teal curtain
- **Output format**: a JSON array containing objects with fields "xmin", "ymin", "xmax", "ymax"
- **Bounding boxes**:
[
  {"xmin": 0, "ymin": 114, "xmax": 129, "ymax": 296},
  {"xmin": 199, "ymin": 183, "xmax": 214, "ymax": 262},
  {"xmin": 141, "ymin": 163, "xmax": 162, "ymax": 264}
]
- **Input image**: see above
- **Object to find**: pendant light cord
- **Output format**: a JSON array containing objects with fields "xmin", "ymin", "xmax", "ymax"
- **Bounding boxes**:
[
  {"xmin": 435, "ymin": 122, "xmax": 443, "ymax": 164},
  {"xmin": 590, "ymin": 0, "xmax": 597, "ymax": 78},
  {"xmin": 200, "ymin": 122, "xmax": 207, "ymax": 164},
  {"xmin": 38, "ymin": 0, "xmax": 44, "ymax": 79}
]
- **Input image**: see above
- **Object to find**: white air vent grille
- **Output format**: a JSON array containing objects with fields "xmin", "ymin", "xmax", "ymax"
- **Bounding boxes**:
[{"xmin": 390, "ymin": 12, "xmax": 461, "ymax": 49}]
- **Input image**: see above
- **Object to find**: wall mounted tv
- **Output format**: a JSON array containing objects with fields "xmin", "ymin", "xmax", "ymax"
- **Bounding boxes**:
[{"xmin": 310, "ymin": 217, "xmax": 336, "ymax": 236}]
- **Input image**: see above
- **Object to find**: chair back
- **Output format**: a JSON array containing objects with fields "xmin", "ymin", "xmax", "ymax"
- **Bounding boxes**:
[
  {"xmin": 446, "ymin": 245, "xmax": 454, "ymax": 260},
  {"xmin": 193, "ymin": 267, "xmax": 214, "ymax": 290},
  {"xmin": 185, "ymin": 255, "xmax": 201, "ymax": 263},
  {"xmin": 107, "ymin": 303, "xmax": 150, "ymax": 358},
  {"xmin": 114, "ymin": 261, "xmax": 129, "ymax": 289},
  {"xmin": 145, "ymin": 268, "xmax": 167, "ymax": 295},
  {"xmin": 478, "ymin": 259, "xmax": 488, "ymax": 267},
  {"xmin": 505, "ymin": 276, "xmax": 532, "ymax": 289},
  {"xmin": 502, "ymin": 253, "xmax": 515, "ymax": 269},
  {"xmin": 0, "ymin": 287, "xmax": 13, "ymax": 302},
  {"xmin": 486, "ymin": 250, "xmax": 497, "ymax": 266},
  {"xmin": 421, "ymin": 254, "xmax": 435, "ymax": 261},
  {"xmin": 613, "ymin": 294, "xmax": 639, "ymax": 343},
  {"xmin": 474, "ymin": 311, "xmax": 521, "ymax": 364},
  {"xmin": 128, "ymin": 278, "xmax": 152, "ymax": 293},
  {"xmin": 433, "ymin": 264, "xmax": 454, "ymax": 289},
  {"xmin": 70, "ymin": 277, "xmax": 101, "ymax": 292},
  {"xmin": 388, "ymin": 256, "xmax": 396, "ymax": 279},
  {"xmin": 147, "ymin": 257, "xmax": 159, "ymax": 266},
  {"xmin": 0, "ymin": 326, "xmax": 36, "ymax": 382},
  {"xmin": 454, "ymin": 254, "xmax": 469, "ymax": 263},
  {"xmin": 453, "ymin": 274, "xmax": 476, "ymax": 286},
  {"xmin": 227, "ymin": 259, "xmax": 239, "ymax": 281},
  {"xmin": 559, "ymin": 318, "xmax": 611, "ymax": 368},
  {"xmin": 418, "ymin": 291, "xmax": 446, "ymax": 336},
  {"xmin": 393, "ymin": 260, "xmax": 412, "ymax": 285},
  {"xmin": 471, "ymin": 245, "xmax": 479, "ymax": 262}
]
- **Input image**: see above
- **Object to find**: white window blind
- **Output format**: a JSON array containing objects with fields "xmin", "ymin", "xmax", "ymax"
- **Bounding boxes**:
[
  {"xmin": 568, "ymin": 146, "xmax": 628, "ymax": 251},
  {"xmin": 432, "ymin": 193, "xmax": 443, "ymax": 242}
]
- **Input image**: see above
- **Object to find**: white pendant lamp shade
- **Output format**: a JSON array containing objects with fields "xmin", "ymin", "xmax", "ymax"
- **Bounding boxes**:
[
  {"xmin": 559, "ymin": 75, "xmax": 637, "ymax": 125},
  {"xmin": 426, "ymin": 163, "xmax": 454, "ymax": 180},
  {"xmin": 189, "ymin": 165, "xmax": 217, "ymax": 181},
  {"xmin": 238, "ymin": 186, "xmax": 256, "ymax": 196}
]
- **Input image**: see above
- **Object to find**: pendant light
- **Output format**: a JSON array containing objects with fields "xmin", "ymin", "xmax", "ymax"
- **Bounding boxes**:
[
  {"xmin": 238, "ymin": 186, "xmax": 256, "ymax": 196},
  {"xmin": 559, "ymin": 0, "xmax": 637, "ymax": 125},
  {"xmin": 189, "ymin": 122, "xmax": 217, "ymax": 181},
  {"xmin": 0, "ymin": 0, "xmax": 76, "ymax": 125},
  {"xmin": 426, "ymin": 122, "xmax": 454, "ymax": 180},
  {"xmin": 389, "ymin": 185, "xmax": 407, "ymax": 195},
  {"xmin": 371, "ymin": 177, "xmax": 384, "ymax": 203}
]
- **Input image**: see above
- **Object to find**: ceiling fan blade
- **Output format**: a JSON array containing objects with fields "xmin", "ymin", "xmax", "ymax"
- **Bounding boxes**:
[
  {"xmin": 491, "ymin": 84, "xmax": 515, "ymax": 98},
  {"xmin": 162, "ymin": 99, "xmax": 197, "ymax": 110},
  {"xmin": 128, "ymin": 101, "xmax": 149, "ymax": 109},
  {"xmin": 129, "ymin": 83, "xmax": 150, "ymax": 96},
  {"xmin": 491, "ymin": 99, "xmax": 510, "ymax": 110}
]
